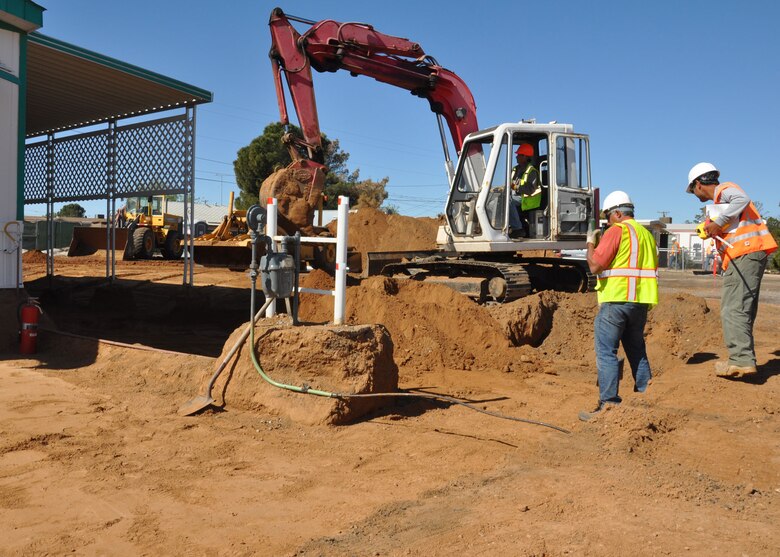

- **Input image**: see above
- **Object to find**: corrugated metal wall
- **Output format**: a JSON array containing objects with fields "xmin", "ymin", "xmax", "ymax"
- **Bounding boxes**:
[
  {"xmin": 1, "ymin": 29, "xmax": 21, "ymax": 289},
  {"xmin": 1, "ymin": 221, "xmax": 23, "ymax": 289}
]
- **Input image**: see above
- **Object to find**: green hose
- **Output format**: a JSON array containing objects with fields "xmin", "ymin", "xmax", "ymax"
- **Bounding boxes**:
[
  {"xmin": 248, "ymin": 318, "xmax": 570, "ymax": 434},
  {"xmin": 247, "ymin": 236, "xmax": 570, "ymax": 434}
]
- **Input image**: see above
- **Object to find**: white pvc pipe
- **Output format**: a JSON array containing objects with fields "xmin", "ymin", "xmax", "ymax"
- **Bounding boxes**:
[
  {"xmin": 265, "ymin": 197, "xmax": 278, "ymax": 318},
  {"xmin": 334, "ymin": 196, "xmax": 349, "ymax": 325}
]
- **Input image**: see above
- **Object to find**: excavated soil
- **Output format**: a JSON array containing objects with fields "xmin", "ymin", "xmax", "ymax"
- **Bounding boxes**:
[
  {"xmin": 2, "ymin": 216, "xmax": 779, "ymax": 555},
  {"xmin": 327, "ymin": 207, "xmax": 440, "ymax": 254}
]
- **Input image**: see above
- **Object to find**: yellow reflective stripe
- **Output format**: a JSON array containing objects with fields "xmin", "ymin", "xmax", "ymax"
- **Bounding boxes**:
[{"xmin": 520, "ymin": 166, "xmax": 541, "ymax": 196}]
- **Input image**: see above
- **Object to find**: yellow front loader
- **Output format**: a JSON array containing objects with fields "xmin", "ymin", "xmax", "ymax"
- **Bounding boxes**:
[{"xmin": 68, "ymin": 196, "xmax": 184, "ymax": 260}]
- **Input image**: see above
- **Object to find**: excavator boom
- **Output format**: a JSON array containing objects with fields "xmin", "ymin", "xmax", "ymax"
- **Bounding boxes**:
[{"xmin": 269, "ymin": 7, "xmax": 479, "ymax": 161}]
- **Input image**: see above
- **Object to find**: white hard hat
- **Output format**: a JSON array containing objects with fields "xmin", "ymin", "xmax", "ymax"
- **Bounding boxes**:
[
  {"xmin": 601, "ymin": 190, "xmax": 634, "ymax": 215},
  {"xmin": 687, "ymin": 162, "xmax": 719, "ymax": 193}
]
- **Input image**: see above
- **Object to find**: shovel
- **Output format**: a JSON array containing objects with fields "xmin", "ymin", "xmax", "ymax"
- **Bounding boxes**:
[{"xmin": 177, "ymin": 297, "xmax": 275, "ymax": 416}]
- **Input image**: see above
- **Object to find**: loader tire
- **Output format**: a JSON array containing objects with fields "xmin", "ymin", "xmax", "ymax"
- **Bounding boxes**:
[
  {"xmin": 161, "ymin": 231, "xmax": 184, "ymax": 260},
  {"xmin": 312, "ymin": 244, "xmax": 336, "ymax": 274},
  {"xmin": 132, "ymin": 228, "xmax": 155, "ymax": 259}
]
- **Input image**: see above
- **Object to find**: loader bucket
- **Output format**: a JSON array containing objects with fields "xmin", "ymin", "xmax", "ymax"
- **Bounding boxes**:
[
  {"xmin": 193, "ymin": 240, "xmax": 258, "ymax": 270},
  {"xmin": 68, "ymin": 226, "xmax": 129, "ymax": 257}
]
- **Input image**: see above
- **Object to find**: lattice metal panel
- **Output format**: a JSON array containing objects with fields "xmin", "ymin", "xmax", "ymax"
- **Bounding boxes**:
[
  {"xmin": 24, "ymin": 142, "xmax": 48, "ymax": 203},
  {"xmin": 116, "ymin": 115, "xmax": 188, "ymax": 197},
  {"xmin": 52, "ymin": 131, "xmax": 109, "ymax": 201}
]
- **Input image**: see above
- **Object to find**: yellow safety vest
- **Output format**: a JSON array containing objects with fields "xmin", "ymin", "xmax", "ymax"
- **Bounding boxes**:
[
  {"xmin": 512, "ymin": 165, "xmax": 542, "ymax": 211},
  {"xmin": 596, "ymin": 219, "xmax": 659, "ymax": 306}
]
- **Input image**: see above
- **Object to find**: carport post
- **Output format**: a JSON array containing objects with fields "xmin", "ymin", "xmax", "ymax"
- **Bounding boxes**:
[
  {"xmin": 265, "ymin": 198, "xmax": 278, "ymax": 318},
  {"xmin": 107, "ymin": 119, "xmax": 117, "ymax": 282},
  {"xmin": 334, "ymin": 196, "xmax": 348, "ymax": 325},
  {"xmin": 45, "ymin": 133, "xmax": 54, "ymax": 280}
]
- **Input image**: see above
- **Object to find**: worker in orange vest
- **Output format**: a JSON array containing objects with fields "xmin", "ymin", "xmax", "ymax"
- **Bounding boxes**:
[
  {"xmin": 705, "ymin": 242, "xmax": 716, "ymax": 272},
  {"xmin": 669, "ymin": 238, "xmax": 681, "ymax": 269},
  {"xmin": 687, "ymin": 162, "xmax": 778, "ymax": 378}
]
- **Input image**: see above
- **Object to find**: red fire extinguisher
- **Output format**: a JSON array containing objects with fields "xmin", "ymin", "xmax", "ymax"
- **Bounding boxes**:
[{"xmin": 19, "ymin": 298, "xmax": 42, "ymax": 355}]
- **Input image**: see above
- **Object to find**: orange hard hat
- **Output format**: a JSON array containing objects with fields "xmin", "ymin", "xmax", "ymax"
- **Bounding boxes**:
[{"xmin": 515, "ymin": 143, "xmax": 533, "ymax": 157}]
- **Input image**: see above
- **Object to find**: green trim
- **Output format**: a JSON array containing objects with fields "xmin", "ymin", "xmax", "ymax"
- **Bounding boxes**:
[
  {"xmin": 16, "ymin": 31, "xmax": 26, "ymax": 219},
  {"xmin": 0, "ymin": 0, "xmax": 44, "ymax": 30},
  {"xmin": 0, "ymin": 18, "xmax": 18, "ymax": 32},
  {"xmin": 0, "ymin": 0, "xmax": 46, "ymax": 33},
  {"xmin": 0, "ymin": 67, "xmax": 19, "ymax": 84},
  {"xmin": 29, "ymin": 33, "xmax": 213, "ymax": 102}
]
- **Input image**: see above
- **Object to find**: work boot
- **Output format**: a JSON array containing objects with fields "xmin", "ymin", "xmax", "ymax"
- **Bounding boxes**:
[
  {"xmin": 714, "ymin": 361, "xmax": 757, "ymax": 378},
  {"xmin": 578, "ymin": 401, "xmax": 618, "ymax": 422}
]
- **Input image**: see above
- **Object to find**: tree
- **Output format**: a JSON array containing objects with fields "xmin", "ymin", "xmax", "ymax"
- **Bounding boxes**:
[
  {"xmin": 233, "ymin": 122, "xmax": 353, "ymax": 210},
  {"xmin": 321, "ymin": 170, "xmax": 389, "ymax": 210},
  {"xmin": 766, "ymin": 216, "xmax": 780, "ymax": 271},
  {"xmin": 56, "ymin": 203, "xmax": 86, "ymax": 218},
  {"xmin": 686, "ymin": 206, "xmax": 707, "ymax": 224}
]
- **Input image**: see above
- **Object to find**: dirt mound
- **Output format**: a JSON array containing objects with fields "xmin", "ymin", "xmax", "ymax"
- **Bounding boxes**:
[
  {"xmin": 585, "ymin": 402, "xmax": 687, "ymax": 456},
  {"xmin": 299, "ymin": 272, "xmax": 513, "ymax": 373},
  {"xmin": 205, "ymin": 321, "xmax": 397, "ymax": 425},
  {"xmin": 489, "ymin": 290, "xmax": 595, "ymax": 348},
  {"xmin": 328, "ymin": 207, "xmax": 439, "ymax": 254},
  {"xmin": 298, "ymin": 272, "xmax": 715, "ymax": 381},
  {"xmin": 22, "ymin": 250, "xmax": 47, "ymax": 264},
  {"xmin": 645, "ymin": 292, "xmax": 712, "ymax": 365}
]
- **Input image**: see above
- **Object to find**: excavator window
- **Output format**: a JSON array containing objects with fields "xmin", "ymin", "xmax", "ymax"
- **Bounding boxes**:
[
  {"xmin": 485, "ymin": 137, "xmax": 510, "ymax": 229},
  {"xmin": 555, "ymin": 136, "xmax": 589, "ymax": 190},
  {"xmin": 448, "ymin": 139, "xmax": 489, "ymax": 235}
]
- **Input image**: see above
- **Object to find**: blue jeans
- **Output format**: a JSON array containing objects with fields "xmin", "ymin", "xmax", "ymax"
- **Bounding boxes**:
[{"xmin": 594, "ymin": 302, "xmax": 652, "ymax": 404}]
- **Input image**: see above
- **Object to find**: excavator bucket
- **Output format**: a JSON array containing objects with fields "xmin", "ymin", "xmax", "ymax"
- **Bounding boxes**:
[{"xmin": 68, "ymin": 226, "xmax": 130, "ymax": 257}]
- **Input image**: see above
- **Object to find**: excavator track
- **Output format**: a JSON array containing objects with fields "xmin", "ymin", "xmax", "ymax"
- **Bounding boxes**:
[
  {"xmin": 378, "ymin": 255, "xmax": 594, "ymax": 303},
  {"xmin": 517, "ymin": 257, "xmax": 595, "ymax": 294},
  {"xmin": 380, "ymin": 258, "xmax": 533, "ymax": 303}
]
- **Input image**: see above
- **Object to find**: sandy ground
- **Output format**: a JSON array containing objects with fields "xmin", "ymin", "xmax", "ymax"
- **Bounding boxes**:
[{"xmin": 1, "ymin": 217, "xmax": 779, "ymax": 556}]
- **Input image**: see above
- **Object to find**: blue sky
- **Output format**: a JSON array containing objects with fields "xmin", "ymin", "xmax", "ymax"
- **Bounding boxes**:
[{"xmin": 29, "ymin": 0, "xmax": 780, "ymax": 223}]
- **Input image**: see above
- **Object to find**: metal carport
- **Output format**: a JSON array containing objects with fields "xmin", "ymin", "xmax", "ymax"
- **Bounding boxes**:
[{"xmin": 23, "ymin": 32, "xmax": 213, "ymax": 285}]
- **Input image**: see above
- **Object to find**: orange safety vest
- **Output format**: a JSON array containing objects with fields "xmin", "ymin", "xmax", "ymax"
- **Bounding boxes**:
[{"xmin": 714, "ymin": 182, "xmax": 778, "ymax": 269}]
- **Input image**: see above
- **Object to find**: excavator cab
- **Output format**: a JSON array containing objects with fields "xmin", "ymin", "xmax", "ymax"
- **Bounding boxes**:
[{"xmin": 441, "ymin": 122, "xmax": 593, "ymax": 253}]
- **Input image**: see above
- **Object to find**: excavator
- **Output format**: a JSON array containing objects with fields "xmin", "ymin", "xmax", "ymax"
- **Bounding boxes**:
[{"xmin": 268, "ymin": 7, "xmax": 596, "ymax": 302}]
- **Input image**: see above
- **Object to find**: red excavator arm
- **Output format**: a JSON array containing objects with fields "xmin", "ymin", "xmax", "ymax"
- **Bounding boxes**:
[{"xmin": 268, "ymin": 7, "xmax": 479, "ymax": 164}]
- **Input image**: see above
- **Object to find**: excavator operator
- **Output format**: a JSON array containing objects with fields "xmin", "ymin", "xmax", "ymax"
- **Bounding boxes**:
[{"xmin": 509, "ymin": 143, "xmax": 542, "ymax": 238}]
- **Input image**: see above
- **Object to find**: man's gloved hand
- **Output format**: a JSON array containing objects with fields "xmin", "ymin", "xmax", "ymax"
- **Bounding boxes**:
[{"xmin": 586, "ymin": 228, "xmax": 602, "ymax": 247}]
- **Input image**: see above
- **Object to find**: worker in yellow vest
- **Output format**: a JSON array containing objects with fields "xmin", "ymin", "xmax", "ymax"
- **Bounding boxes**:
[
  {"xmin": 508, "ymin": 143, "xmax": 541, "ymax": 238},
  {"xmin": 579, "ymin": 190, "xmax": 658, "ymax": 421},
  {"xmin": 687, "ymin": 162, "xmax": 777, "ymax": 378}
]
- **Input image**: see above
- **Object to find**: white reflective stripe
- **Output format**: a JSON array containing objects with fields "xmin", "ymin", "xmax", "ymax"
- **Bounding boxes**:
[
  {"xmin": 738, "ymin": 218, "xmax": 764, "ymax": 227},
  {"xmin": 728, "ymin": 229, "xmax": 771, "ymax": 243},
  {"xmin": 627, "ymin": 277, "xmax": 637, "ymax": 301},
  {"xmin": 599, "ymin": 269, "xmax": 658, "ymax": 278}
]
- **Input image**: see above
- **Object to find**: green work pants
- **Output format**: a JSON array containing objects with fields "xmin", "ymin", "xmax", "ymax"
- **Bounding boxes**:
[{"xmin": 721, "ymin": 251, "xmax": 768, "ymax": 367}]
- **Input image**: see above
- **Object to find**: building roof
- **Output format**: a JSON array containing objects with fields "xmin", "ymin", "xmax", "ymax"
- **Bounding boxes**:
[
  {"xmin": 0, "ymin": 0, "xmax": 43, "ymax": 32},
  {"xmin": 26, "ymin": 33, "xmax": 213, "ymax": 137},
  {"xmin": 166, "ymin": 201, "xmax": 229, "ymax": 225}
]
